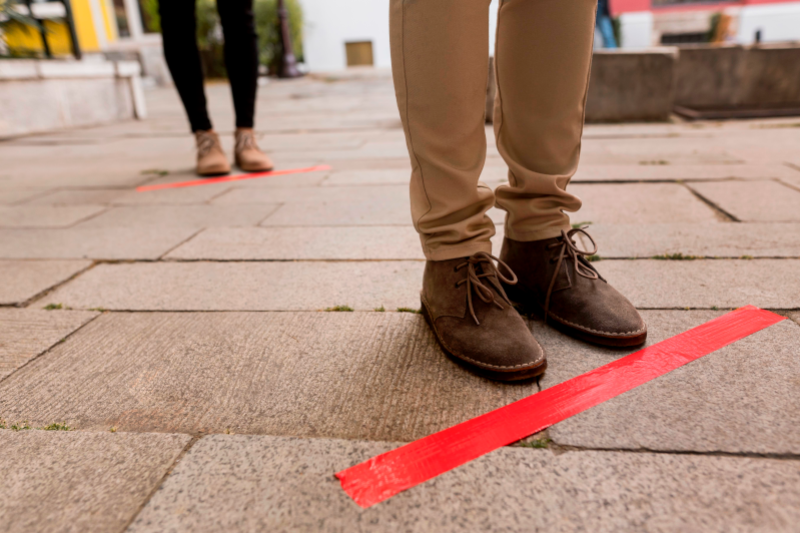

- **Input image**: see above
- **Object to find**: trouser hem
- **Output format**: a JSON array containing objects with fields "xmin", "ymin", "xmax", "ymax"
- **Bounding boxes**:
[
  {"xmin": 503, "ymin": 224, "xmax": 572, "ymax": 243},
  {"xmin": 424, "ymin": 240, "xmax": 493, "ymax": 262}
]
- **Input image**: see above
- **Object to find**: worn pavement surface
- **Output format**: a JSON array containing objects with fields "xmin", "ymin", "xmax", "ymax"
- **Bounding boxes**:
[{"xmin": 1, "ymin": 72, "xmax": 800, "ymax": 532}]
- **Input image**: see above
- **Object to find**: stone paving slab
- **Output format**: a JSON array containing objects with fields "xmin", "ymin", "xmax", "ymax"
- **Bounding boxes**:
[
  {"xmin": 213, "ymin": 184, "xmax": 408, "ymax": 204},
  {"xmin": 0, "ymin": 189, "xmax": 48, "ymax": 205},
  {"xmin": 688, "ymin": 180, "xmax": 800, "ymax": 222},
  {"xmin": 535, "ymin": 311, "xmax": 800, "ymax": 455},
  {"xmin": 0, "ymin": 309, "xmax": 97, "ymax": 380},
  {"xmin": 569, "ymin": 183, "xmax": 719, "ymax": 224},
  {"xmin": 0, "ymin": 227, "xmax": 198, "ymax": 260},
  {"xmin": 0, "ymin": 430, "xmax": 190, "ymax": 533},
  {"xmin": 260, "ymin": 196, "xmax": 413, "ymax": 226},
  {"xmin": 0, "ymin": 312, "xmax": 535, "ymax": 438},
  {"xmin": 320, "ymin": 167, "xmax": 509, "ymax": 187},
  {"xmin": 129, "ymin": 435, "xmax": 800, "ymax": 533},
  {"xmin": 573, "ymin": 163, "xmax": 800, "ymax": 182},
  {"xmin": 39, "ymin": 262, "xmax": 422, "ymax": 311},
  {"xmin": 74, "ymin": 204, "xmax": 281, "ymax": 230},
  {"xmin": 599, "ymin": 259, "xmax": 800, "ymax": 309},
  {"xmin": 0, "ymin": 259, "xmax": 91, "ymax": 305},
  {"xmin": 165, "ymin": 226, "xmax": 507, "ymax": 261},
  {"xmin": 584, "ymin": 222, "xmax": 800, "ymax": 258},
  {"xmin": 29, "ymin": 185, "xmax": 234, "ymax": 206},
  {"xmin": 0, "ymin": 205, "xmax": 106, "ymax": 228}
]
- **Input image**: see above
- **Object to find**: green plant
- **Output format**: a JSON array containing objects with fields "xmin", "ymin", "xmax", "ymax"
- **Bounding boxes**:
[
  {"xmin": 255, "ymin": 0, "xmax": 304, "ymax": 73},
  {"xmin": 571, "ymin": 221, "xmax": 592, "ymax": 229},
  {"xmin": 397, "ymin": 307, "xmax": 421, "ymax": 314},
  {"xmin": 325, "ymin": 305, "xmax": 354, "ymax": 312},
  {"xmin": 653, "ymin": 253, "xmax": 697, "ymax": 261},
  {"xmin": 41, "ymin": 422, "xmax": 71, "ymax": 431},
  {"xmin": 520, "ymin": 438, "xmax": 551, "ymax": 449},
  {"xmin": 0, "ymin": 0, "xmax": 44, "ymax": 58},
  {"xmin": 10, "ymin": 421, "xmax": 31, "ymax": 431},
  {"xmin": 374, "ymin": 306, "xmax": 385, "ymax": 312},
  {"xmin": 44, "ymin": 303, "xmax": 63, "ymax": 310},
  {"xmin": 586, "ymin": 255, "xmax": 601, "ymax": 262},
  {"xmin": 0, "ymin": 418, "xmax": 6, "ymax": 429}
]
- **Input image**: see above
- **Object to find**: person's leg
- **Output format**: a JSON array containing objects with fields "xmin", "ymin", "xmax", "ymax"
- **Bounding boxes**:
[
  {"xmin": 158, "ymin": 0, "xmax": 212, "ymax": 133},
  {"xmin": 494, "ymin": 0, "xmax": 646, "ymax": 346},
  {"xmin": 390, "ymin": 0, "xmax": 545, "ymax": 381},
  {"xmin": 217, "ymin": 0, "xmax": 273, "ymax": 172},
  {"xmin": 390, "ymin": 0, "xmax": 495, "ymax": 261}
]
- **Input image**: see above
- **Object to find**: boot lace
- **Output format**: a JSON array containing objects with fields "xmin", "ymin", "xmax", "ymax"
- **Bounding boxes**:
[
  {"xmin": 456, "ymin": 252, "xmax": 518, "ymax": 326},
  {"xmin": 543, "ymin": 227, "xmax": 599, "ymax": 322},
  {"xmin": 235, "ymin": 130, "xmax": 259, "ymax": 153},
  {"xmin": 196, "ymin": 131, "xmax": 219, "ymax": 158}
]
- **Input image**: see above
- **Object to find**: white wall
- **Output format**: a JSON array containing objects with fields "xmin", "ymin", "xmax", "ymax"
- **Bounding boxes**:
[
  {"xmin": 736, "ymin": 2, "xmax": 800, "ymax": 44},
  {"xmin": 299, "ymin": 0, "xmax": 391, "ymax": 71},
  {"xmin": 299, "ymin": 0, "xmax": 500, "ymax": 71}
]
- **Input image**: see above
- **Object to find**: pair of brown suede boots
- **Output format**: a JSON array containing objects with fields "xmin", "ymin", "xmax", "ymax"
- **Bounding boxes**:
[
  {"xmin": 195, "ymin": 129, "xmax": 274, "ymax": 176},
  {"xmin": 420, "ymin": 228, "xmax": 647, "ymax": 381}
]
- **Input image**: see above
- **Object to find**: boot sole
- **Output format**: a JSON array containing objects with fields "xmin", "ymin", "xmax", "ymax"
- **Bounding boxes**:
[
  {"xmin": 420, "ymin": 300, "xmax": 547, "ymax": 382},
  {"xmin": 504, "ymin": 285, "xmax": 647, "ymax": 349}
]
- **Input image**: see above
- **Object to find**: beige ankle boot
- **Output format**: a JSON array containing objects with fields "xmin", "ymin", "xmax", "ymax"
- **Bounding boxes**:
[
  {"xmin": 195, "ymin": 130, "xmax": 231, "ymax": 177},
  {"xmin": 234, "ymin": 128, "xmax": 274, "ymax": 172}
]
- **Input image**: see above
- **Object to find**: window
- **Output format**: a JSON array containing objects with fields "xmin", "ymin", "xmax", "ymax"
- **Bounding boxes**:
[{"xmin": 345, "ymin": 41, "xmax": 373, "ymax": 67}]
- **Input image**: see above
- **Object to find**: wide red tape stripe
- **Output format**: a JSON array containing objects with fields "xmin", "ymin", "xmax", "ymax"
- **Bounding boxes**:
[
  {"xmin": 136, "ymin": 165, "xmax": 332, "ymax": 192},
  {"xmin": 336, "ymin": 305, "xmax": 785, "ymax": 508}
]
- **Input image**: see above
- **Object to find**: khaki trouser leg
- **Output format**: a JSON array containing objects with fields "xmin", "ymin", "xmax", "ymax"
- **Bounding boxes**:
[
  {"xmin": 390, "ymin": 0, "xmax": 596, "ymax": 260},
  {"xmin": 494, "ymin": 0, "xmax": 596, "ymax": 241},
  {"xmin": 390, "ymin": 0, "xmax": 495, "ymax": 261}
]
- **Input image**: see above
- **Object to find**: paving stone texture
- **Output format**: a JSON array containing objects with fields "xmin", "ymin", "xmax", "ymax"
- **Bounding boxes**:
[
  {"xmin": 0, "ymin": 309, "xmax": 97, "ymax": 379},
  {"xmin": 0, "ymin": 259, "xmax": 91, "ymax": 305},
  {"xmin": 129, "ymin": 435, "xmax": 800, "ymax": 533},
  {"xmin": 1, "ymin": 76, "xmax": 799, "ymax": 531},
  {"xmin": 0, "ymin": 430, "xmax": 190, "ymax": 533}
]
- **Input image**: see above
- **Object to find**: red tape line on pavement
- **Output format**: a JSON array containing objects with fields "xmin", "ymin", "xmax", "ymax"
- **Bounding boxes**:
[
  {"xmin": 336, "ymin": 305, "xmax": 785, "ymax": 508},
  {"xmin": 136, "ymin": 165, "xmax": 332, "ymax": 192}
]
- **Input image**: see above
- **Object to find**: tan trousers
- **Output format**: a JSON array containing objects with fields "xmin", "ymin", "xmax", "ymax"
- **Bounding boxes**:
[{"xmin": 390, "ymin": 0, "xmax": 597, "ymax": 261}]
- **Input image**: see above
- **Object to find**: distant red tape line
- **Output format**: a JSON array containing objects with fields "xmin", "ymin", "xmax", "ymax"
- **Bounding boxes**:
[
  {"xmin": 136, "ymin": 165, "xmax": 332, "ymax": 192},
  {"xmin": 336, "ymin": 305, "xmax": 785, "ymax": 508}
]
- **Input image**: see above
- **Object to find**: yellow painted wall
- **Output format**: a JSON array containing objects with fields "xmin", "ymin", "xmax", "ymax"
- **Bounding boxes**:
[{"xmin": 3, "ymin": 0, "xmax": 120, "ymax": 56}]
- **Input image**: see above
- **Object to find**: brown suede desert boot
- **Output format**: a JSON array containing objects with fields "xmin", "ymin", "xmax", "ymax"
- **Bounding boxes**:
[
  {"xmin": 234, "ymin": 128, "xmax": 274, "ymax": 172},
  {"xmin": 195, "ymin": 130, "xmax": 231, "ymax": 176},
  {"xmin": 420, "ymin": 252, "xmax": 546, "ymax": 381},
  {"xmin": 500, "ymin": 228, "xmax": 647, "ymax": 347}
]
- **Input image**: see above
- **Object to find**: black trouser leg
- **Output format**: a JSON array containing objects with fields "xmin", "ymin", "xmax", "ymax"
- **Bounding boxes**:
[
  {"xmin": 217, "ymin": 0, "xmax": 259, "ymax": 129},
  {"xmin": 159, "ymin": 0, "xmax": 213, "ymax": 132}
]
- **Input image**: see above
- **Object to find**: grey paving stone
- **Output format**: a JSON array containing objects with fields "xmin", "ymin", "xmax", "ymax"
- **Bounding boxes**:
[
  {"xmin": 321, "ymin": 168, "xmax": 508, "ymax": 187},
  {"xmin": 39, "ymin": 262, "xmax": 422, "ymax": 311},
  {"xmin": 568, "ymin": 183, "xmax": 719, "ymax": 224},
  {"xmin": 789, "ymin": 311, "xmax": 800, "ymax": 326},
  {"xmin": 598, "ymin": 259, "xmax": 800, "ymax": 309},
  {"xmin": 261, "ymin": 196, "xmax": 412, "ymax": 226},
  {"xmin": 535, "ymin": 311, "xmax": 800, "ymax": 454},
  {"xmin": 0, "ymin": 312, "xmax": 535, "ymax": 437},
  {"xmin": 0, "ymin": 430, "xmax": 190, "ymax": 533},
  {"xmin": 166, "ymin": 226, "xmax": 422, "ymax": 260},
  {"xmin": 29, "ymin": 185, "xmax": 234, "ymax": 206},
  {"xmin": 74, "ymin": 204, "xmax": 281, "ymax": 230},
  {"xmin": 0, "ymin": 189, "xmax": 49, "ymax": 205},
  {"xmin": 129, "ymin": 435, "xmax": 800, "ymax": 533},
  {"xmin": 0, "ymin": 259, "xmax": 91, "ymax": 305},
  {"xmin": 213, "ymin": 184, "xmax": 408, "ymax": 204},
  {"xmin": 0, "ymin": 227, "xmax": 198, "ymax": 260},
  {"xmin": 581, "ymin": 222, "xmax": 800, "ymax": 258},
  {"xmin": 0, "ymin": 205, "xmax": 106, "ymax": 228},
  {"xmin": 0, "ymin": 309, "xmax": 97, "ymax": 379},
  {"xmin": 166, "ymin": 226, "xmax": 507, "ymax": 261},
  {"xmin": 573, "ymin": 163, "xmax": 800, "ymax": 182},
  {"xmin": 689, "ymin": 180, "xmax": 800, "ymax": 222}
]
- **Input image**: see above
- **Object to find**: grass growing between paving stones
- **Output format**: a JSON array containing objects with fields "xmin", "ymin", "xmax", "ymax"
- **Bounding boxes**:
[
  {"xmin": 397, "ymin": 307, "xmax": 421, "ymax": 314},
  {"xmin": 1, "ymin": 419, "xmax": 73, "ymax": 431},
  {"xmin": 44, "ymin": 303, "xmax": 63, "ymax": 310},
  {"xmin": 374, "ymin": 306, "xmax": 386, "ymax": 312},
  {"xmin": 519, "ymin": 438, "xmax": 551, "ymax": 449},
  {"xmin": 653, "ymin": 253, "xmax": 697, "ymax": 260},
  {"xmin": 141, "ymin": 169, "xmax": 169, "ymax": 176},
  {"xmin": 325, "ymin": 305, "xmax": 354, "ymax": 312},
  {"xmin": 41, "ymin": 423, "xmax": 71, "ymax": 431},
  {"xmin": 639, "ymin": 160, "xmax": 669, "ymax": 165},
  {"xmin": 571, "ymin": 221, "xmax": 592, "ymax": 229},
  {"xmin": 10, "ymin": 421, "xmax": 31, "ymax": 431}
]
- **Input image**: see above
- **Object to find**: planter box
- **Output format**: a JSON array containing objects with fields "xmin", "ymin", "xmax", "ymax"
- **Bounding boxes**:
[
  {"xmin": 585, "ymin": 48, "xmax": 678, "ymax": 123},
  {"xmin": 0, "ymin": 59, "xmax": 146, "ymax": 138},
  {"xmin": 675, "ymin": 43, "xmax": 800, "ymax": 111}
]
